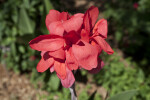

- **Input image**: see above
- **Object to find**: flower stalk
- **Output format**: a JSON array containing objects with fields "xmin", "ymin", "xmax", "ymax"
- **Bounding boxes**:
[{"xmin": 69, "ymin": 82, "xmax": 77, "ymax": 100}]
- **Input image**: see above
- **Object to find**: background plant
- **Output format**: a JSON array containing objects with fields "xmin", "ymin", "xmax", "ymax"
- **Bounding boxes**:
[{"xmin": 0, "ymin": 0, "xmax": 150, "ymax": 100}]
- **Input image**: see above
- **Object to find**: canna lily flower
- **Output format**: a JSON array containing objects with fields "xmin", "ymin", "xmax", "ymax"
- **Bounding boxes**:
[{"xmin": 29, "ymin": 6, "xmax": 114, "ymax": 88}]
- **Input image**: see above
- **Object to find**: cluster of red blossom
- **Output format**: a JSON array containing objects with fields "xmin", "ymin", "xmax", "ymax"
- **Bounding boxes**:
[{"xmin": 29, "ymin": 6, "xmax": 114, "ymax": 88}]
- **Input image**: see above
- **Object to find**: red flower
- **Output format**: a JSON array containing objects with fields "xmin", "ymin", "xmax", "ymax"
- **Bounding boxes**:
[
  {"xmin": 133, "ymin": 3, "xmax": 139, "ymax": 9},
  {"xmin": 29, "ymin": 6, "xmax": 114, "ymax": 88}
]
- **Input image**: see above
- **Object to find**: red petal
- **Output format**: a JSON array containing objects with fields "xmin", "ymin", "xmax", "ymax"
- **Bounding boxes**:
[
  {"xmin": 63, "ymin": 16, "xmax": 83, "ymax": 33},
  {"xmin": 64, "ymin": 31, "xmax": 80, "ymax": 45},
  {"xmin": 88, "ymin": 6, "xmax": 99, "ymax": 28},
  {"xmin": 80, "ymin": 29, "xmax": 90, "ymax": 42},
  {"xmin": 37, "ymin": 52, "xmax": 54, "ymax": 72},
  {"xmin": 71, "ymin": 13, "xmax": 84, "ymax": 18},
  {"xmin": 29, "ymin": 35, "xmax": 65, "ymax": 51},
  {"xmin": 83, "ymin": 11, "xmax": 91, "ymax": 33},
  {"xmin": 45, "ymin": 10, "xmax": 60, "ymax": 29},
  {"xmin": 91, "ymin": 40, "xmax": 102, "ymax": 54},
  {"xmin": 89, "ymin": 58, "xmax": 104, "ymax": 74},
  {"xmin": 60, "ymin": 67, "xmax": 75, "ymax": 88},
  {"xmin": 93, "ymin": 36, "xmax": 114, "ymax": 54},
  {"xmin": 50, "ymin": 66, "xmax": 54, "ymax": 73},
  {"xmin": 72, "ymin": 40, "xmax": 98, "ymax": 70},
  {"xmin": 60, "ymin": 12, "xmax": 69, "ymax": 21},
  {"xmin": 48, "ymin": 21, "xmax": 64, "ymax": 36},
  {"xmin": 49, "ymin": 48, "xmax": 65, "ymax": 60},
  {"xmin": 84, "ymin": 6, "xmax": 99, "ymax": 32},
  {"xmin": 41, "ymin": 51, "xmax": 46, "ymax": 56},
  {"xmin": 54, "ymin": 61, "xmax": 66, "ymax": 80},
  {"xmin": 93, "ymin": 19, "xmax": 108, "ymax": 39},
  {"xmin": 65, "ymin": 48, "xmax": 78, "ymax": 70}
]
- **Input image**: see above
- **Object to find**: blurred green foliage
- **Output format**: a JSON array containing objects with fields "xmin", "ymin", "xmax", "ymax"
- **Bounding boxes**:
[
  {"xmin": 0, "ymin": 0, "xmax": 150, "ymax": 100},
  {"xmin": 0, "ymin": 0, "xmax": 51, "ymax": 73},
  {"xmin": 103, "ymin": 0, "xmax": 150, "ymax": 67},
  {"xmin": 96, "ymin": 52, "xmax": 150, "ymax": 100}
]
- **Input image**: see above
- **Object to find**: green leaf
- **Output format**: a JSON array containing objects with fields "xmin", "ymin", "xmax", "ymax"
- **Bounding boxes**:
[
  {"xmin": 12, "ymin": 7, "xmax": 18, "ymax": 24},
  {"xmin": 18, "ymin": 7, "xmax": 35, "ymax": 34},
  {"xmin": 18, "ymin": 45, "xmax": 25, "ymax": 53},
  {"xmin": 11, "ymin": 43, "xmax": 16, "ymax": 57},
  {"xmin": 22, "ymin": 61, "xmax": 27, "ymax": 70},
  {"xmin": 23, "ymin": 0, "xmax": 30, "ymax": 9},
  {"xmin": 40, "ymin": 0, "xmax": 52, "ymax": 34},
  {"xmin": 115, "ymin": 31, "xmax": 122, "ymax": 42},
  {"xmin": 2, "ymin": 37, "xmax": 16, "ymax": 45},
  {"xmin": 44, "ymin": 0, "xmax": 53, "ymax": 14},
  {"xmin": 49, "ymin": 74, "xmax": 60, "ymax": 91},
  {"xmin": 107, "ymin": 90, "xmax": 137, "ymax": 100}
]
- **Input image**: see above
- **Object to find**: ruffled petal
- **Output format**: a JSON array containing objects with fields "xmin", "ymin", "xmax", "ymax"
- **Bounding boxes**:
[
  {"xmin": 63, "ymin": 16, "xmax": 83, "ymax": 33},
  {"xmin": 37, "ymin": 52, "xmax": 54, "ymax": 72},
  {"xmin": 93, "ymin": 19, "xmax": 107, "ymax": 39},
  {"xmin": 60, "ymin": 12, "xmax": 69, "ymax": 21},
  {"xmin": 72, "ymin": 40, "xmax": 98, "ymax": 70},
  {"xmin": 54, "ymin": 61, "xmax": 66, "ymax": 80},
  {"xmin": 88, "ymin": 6, "xmax": 99, "ymax": 28},
  {"xmin": 45, "ymin": 10, "xmax": 60, "ymax": 29},
  {"xmin": 60, "ymin": 67, "xmax": 75, "ymax": 88},
  {"xmin": 65, "ymin": 48, "xmax": 78, "ymax": 70},
  {"xmin": 89, "ymin": 58, "xmax": 104, "ymax": 74},
  {"xmin": 93, "ymin": 36, "xmax": 114, "ymax": 54},
  {"xmin": 48, "ymin": 21, "xmax": 64, "ymax": 36},
  {"xmin": 83, "ymin": 6, "xmax": 99, "ymax": 32},
  {"xmin": 29, "ymin": 35, "xmax": 65, "ymax": 51},
  {"xmin": 49, "ymin": 48, "xmax": 65, "ymax": 60}
]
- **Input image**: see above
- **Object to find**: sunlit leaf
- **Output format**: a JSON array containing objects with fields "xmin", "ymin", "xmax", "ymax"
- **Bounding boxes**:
[
  {"xmin": 44, "ymin": 0, "xmax": 53, "ymax": 14},
  {"xmin": 23, "ymin": 0, "xmax": 30, "ymax": 9},
  {"xmin": 11, "ymin": 43, "xmax": 16, "ymax": 57},
  {"xmin": 49, "ymin": 74, "xmax": 60, "ymax": 91},
  {"xmin": 18, "ymin": 45, "xmax": 25, "ymax": 53},
  {"xmin": 107, "ymin": 90, "xmax": 137, "ymax": 100},
  {"xmin": 18, "ymin": 7, "xmax": 35, "ymax": 34}
]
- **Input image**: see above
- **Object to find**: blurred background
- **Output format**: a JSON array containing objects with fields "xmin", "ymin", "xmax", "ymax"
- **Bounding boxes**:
[{"xmin": 0, "ymin": 0, "xmax": 150, "ymax": 100}]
